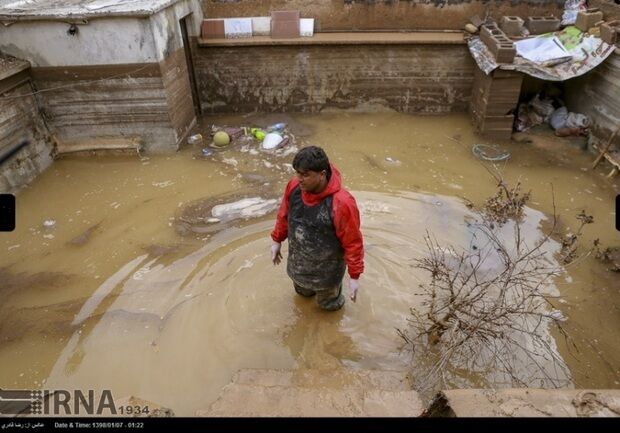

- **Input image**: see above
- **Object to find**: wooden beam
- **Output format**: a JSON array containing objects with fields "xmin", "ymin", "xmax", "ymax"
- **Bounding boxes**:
[{"xmin": 592, "ymin": 126, "xmax": 620, "ymax": 170}]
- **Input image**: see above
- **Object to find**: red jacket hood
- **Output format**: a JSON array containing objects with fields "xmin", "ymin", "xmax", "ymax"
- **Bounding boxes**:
[{"xmin": 300, "ymin": 163, "xmax": 342, "ymax": 206}]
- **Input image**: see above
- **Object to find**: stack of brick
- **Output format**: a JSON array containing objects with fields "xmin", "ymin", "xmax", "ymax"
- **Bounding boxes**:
[
  {"xmin": 602, "ymin": 20, "xmax": 620, "ymax": 46},
  {"xmin": 470, "ymin": 65, "xmax": 523, "ymax": 140},
  {"xmin": 480, "ymin": 24, "xmax": 516, "ymax": 64},
  {"xmin": 525, "ymin": 16, "xmax": 560, "ymax": 35}
]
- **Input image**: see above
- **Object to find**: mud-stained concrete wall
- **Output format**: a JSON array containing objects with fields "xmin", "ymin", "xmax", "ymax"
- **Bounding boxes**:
[
  {"xmin": 0, "ymin": 19, "xmax": 158, "ymax": 67},
  {"xmin": 151, "ymin": 0, "xmax": 203, "ymax": 143},
  {"xmin": 0, "ymin": 61, "xmax": 53, "ymax": 193},
  {"xmin": 0, "ymin": 0, "xmax": 203, "ymax": 153},
  {"xmin": 565, "ymin": 2, "xmax": 620, "ymax": 155},
  {"xmin": 201, "ymin": 0, "xmax": 565, "ymax": 31},
  {"xmin": 29, "ymin": 64, "xmax": 179, "ymax": 152},
  {"xmin": 161, "ymin": 49, "xmax": 197, "ymax": 140},
  {"xmin": 195, "ymin": 43, "xmax": 475, "ymax": 113},
  {"xmin": 565, "ymin": 49, "xmax": 620, "ymax": 155}
]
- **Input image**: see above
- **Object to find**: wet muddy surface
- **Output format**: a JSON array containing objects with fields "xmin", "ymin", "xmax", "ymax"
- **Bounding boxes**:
[{"xmin": 0, "ymin": 113, "xmax": 618, "ymax": 415}]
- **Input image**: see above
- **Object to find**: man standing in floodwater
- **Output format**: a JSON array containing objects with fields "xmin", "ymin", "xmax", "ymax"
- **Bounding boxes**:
[{"xmin": 270, "ymin": 146, "xmax": 364, "ymax": 311}]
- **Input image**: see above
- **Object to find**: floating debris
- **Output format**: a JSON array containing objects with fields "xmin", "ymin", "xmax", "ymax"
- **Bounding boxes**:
[
  {"xmin": 472, "ymin": 144, "xmax": 511, "ymax": 162},
  {"xmin": 211, "ymin": 197, "xmax": 279, "ymax": 221},
  {"xmin": 187, "ymin": 134, "xmax": 203, "ymax": 145},
  {"xmin": 42, "ymin": 219, "xmax": 56, "ymax": 229},
  {"xmin": 385, "ymin": 157, "xmax": 402, "ymax": 166}
]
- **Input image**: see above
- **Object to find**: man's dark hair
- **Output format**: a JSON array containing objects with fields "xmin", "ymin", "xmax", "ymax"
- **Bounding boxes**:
[{"xmin": 292, "ymin": 146, "xmax": 330, "ymax": 173}]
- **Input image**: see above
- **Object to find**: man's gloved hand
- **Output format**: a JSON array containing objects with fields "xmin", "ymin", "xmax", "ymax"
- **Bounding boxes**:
[
  {"xmin": 349, "ymin": 278, "xmax": 359, "ymax": 302},
  {"xmin": 271, "ymin": 241, "xmax": 282, "ymax": 265}
]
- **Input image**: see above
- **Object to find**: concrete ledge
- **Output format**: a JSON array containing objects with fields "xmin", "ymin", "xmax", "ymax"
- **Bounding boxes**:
[
  {"xmin": 198, "ymin": 32, "xmax": 465, "ymax": 47},
  {"xmin": 425, "ymin": 389, "xmax": 620, "ymax": 417},
  {"xmin": 0, "ymin": 54, "xmax": 30, "ymax": 82},
  {"xmin": 54, "ymin": 136, "xmax": 144, "ymax": 156},
  {"xmin": 198, "ymin": 383, "xmax": 425, "ymax": 417}
]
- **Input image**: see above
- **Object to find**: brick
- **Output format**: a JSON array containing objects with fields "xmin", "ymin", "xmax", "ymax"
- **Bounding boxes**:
[
  {"xmin": 201, "ymin": 19, "xmax": 225, "ymax": 39},
  {"xmin": 601, "ymin": 20, "xmax": 620, "ymax": 46},
  {"xmin": 469, "ymin": 15, "xmax": 484, "ymax": 28},
  {"xmin": 500, "ymin": 16, "xmax": 524, "ymax": 37},
  {"xmin": 471, "ymin": 111, "xmax": 515, "ymax": 140},
  {"xmin": 480, "ymin": 24, "xmax": 516, "ymax": 64},
  {"xmin": 575, "ymin": 9, "xmax": 604, "ymax": 32},
  {"xmin": 493, "ymin": 43, "xmax": 516, "ymax": 64},
  {"xmin": 470, "ymin": 66, "xmax": 522, "ymax": 132},
  {"xmin": 525, "ymin": 16, "xmax": 560, "ymax": 35},
  {"xmin": 480, "ymin": 24, "xmax": 501, "ymax": 50}
]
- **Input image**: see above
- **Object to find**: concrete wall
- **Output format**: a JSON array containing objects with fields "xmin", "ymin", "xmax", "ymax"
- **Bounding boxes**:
[
  {"xmin": 0, "ymin": 66, "xmax": 53, "ymax": 194},
  {"xmin": 29, "ymin": 64, "xmax": 179, "ymax": 152},
  {"xmin": 0, "ymin": 18, "xmax": 158, "ymax": 67},
  {"xmin": 194, "ymin": 43, "xmax": 475, "ymax": 113},
  {"xmin": 566, "ymin": 50, "xmax": 620, "ymax": 156},
  {"xmin": 151, "ymin": 0, "xmax": 203, "ymax": 143},
  {"xmin": 0, "ymin": 0, "xmax": 202, "ymax": 153},
  {"xmin": 152, "ymin": 0, "xmax": 203, "ymax": 61},
  {"xmin": 565, "ymin": 2, "xmax": 620, "ymax": 156},
  {"xmin": 201, "ymin": 0, "xmax": 565, "ymax": 31}
]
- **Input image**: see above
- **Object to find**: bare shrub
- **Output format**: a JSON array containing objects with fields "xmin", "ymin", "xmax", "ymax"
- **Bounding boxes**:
[
  {"xmin": 398, "ymin": 175, "xmax": 578, "ymax": 394},
  {"xmin": 481, "ymin": 165, "xmax": 531, "ymax": 225},
  {"xmin": 483, "ymin": 180, "xmax": 531, "ymax": 225},
  {"xmin": 559, "ymin": 210, "xmax": 594, "ymax": 264}
]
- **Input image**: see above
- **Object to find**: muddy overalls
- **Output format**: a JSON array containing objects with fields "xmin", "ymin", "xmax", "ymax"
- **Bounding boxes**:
[{"xmin": 286, "ymin": 185, "xmax": 346, "ymax": 311}]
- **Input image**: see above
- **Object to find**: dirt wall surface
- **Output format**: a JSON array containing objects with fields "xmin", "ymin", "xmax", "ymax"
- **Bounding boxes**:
[
  {"xmin": 194, "ymin": 43, "xmax": 475, "ymax": 113},
  {"xmin": 201, "ymin": 0, "xmax": 565, "ymax": 31},
  {"xmin": 0, "ymin": 57, "xmax": 53, "ymax": 193}
]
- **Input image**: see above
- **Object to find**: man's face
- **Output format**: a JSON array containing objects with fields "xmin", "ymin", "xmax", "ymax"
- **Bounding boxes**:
[{"xmin": 296, "ymin": 169, "xmax": 326, "ymax": 193}]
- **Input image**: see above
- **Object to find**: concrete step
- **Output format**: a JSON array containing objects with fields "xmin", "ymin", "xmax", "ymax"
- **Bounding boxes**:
[
  {"xmin": 426, "ymin": 389, "xmax": 620, "ymax": 417},
  {"xmin": 231, "ymin": 368, "xmax": 413, "ymax": 391},
  {"xmin": 196, "ymin": 368, "xmax": 423, "ymax": 417},
  {"xmin": 198, "ymin": 383, "xmax": 424, "ymax": 417}
]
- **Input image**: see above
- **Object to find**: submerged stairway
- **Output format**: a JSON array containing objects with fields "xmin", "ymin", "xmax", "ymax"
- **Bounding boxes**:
[{"xmin": 196, "ymin": 368, "xmax": 424, "ymax": 417}]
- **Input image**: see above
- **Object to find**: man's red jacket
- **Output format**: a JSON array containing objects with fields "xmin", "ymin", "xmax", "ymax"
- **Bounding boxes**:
[{"xmin": 271, "ymin": 163, "xmax": 364, "ymax": 280}]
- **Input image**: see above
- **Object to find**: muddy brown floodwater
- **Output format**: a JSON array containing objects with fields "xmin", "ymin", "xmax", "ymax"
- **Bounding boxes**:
[{"xmin": 0, "ymin": 113, "xmax": 618, "ymax": 416}]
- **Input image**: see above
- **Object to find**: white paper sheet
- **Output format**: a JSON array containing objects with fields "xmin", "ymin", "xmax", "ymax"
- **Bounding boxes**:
[{"xmin": 515, "ymin": 36, "xmax": 571, "ymax": 63}]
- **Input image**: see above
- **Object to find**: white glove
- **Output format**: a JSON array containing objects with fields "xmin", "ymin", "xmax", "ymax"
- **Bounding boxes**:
[
  {"xmin": 271, "ymin": 241, "xmax": 282, "ymax": 265},
  {"xmin": 349, "ymin": 278, "xmax": 359, "ymax": 302}
]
